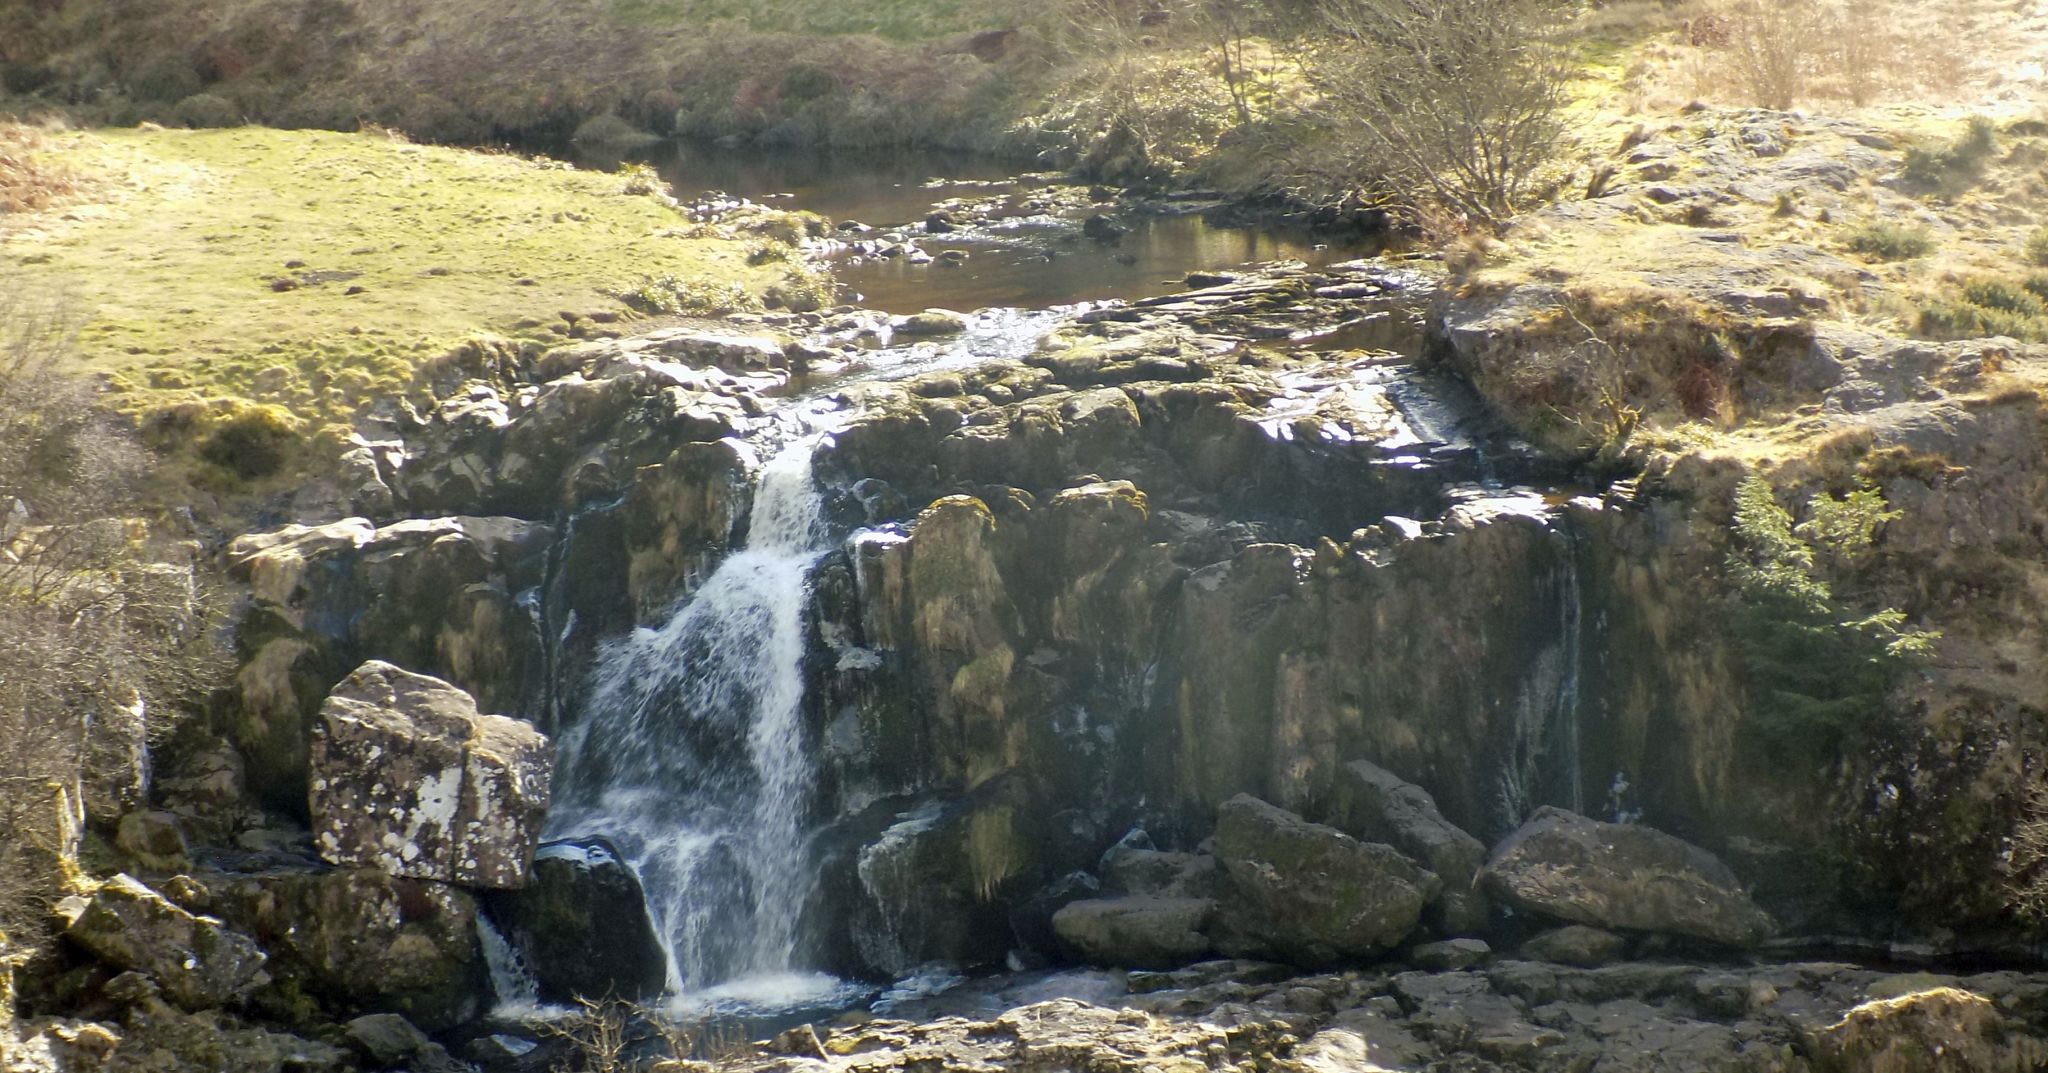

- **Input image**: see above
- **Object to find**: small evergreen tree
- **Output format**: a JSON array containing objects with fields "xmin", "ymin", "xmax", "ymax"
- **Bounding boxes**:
[{"xmin": 1725, "ymin": 475, "xmax": 1936, "ymax": 764}]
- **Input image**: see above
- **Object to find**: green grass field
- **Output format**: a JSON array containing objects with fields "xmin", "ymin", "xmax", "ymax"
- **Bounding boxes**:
[{"xmin": 4, "ymin": 125, "xmax": 782, "ymax": 425}]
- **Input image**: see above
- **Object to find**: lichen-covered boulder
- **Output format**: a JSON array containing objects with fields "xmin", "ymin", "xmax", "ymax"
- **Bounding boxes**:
[
  {"xmin": 482, "ymin": 838, "xmax": 668, "ymax": 1003},
  {"xmin": 199, "ymin": 866, "xmax": 491, "ymax": 1032},
  {"xmin": 1051, "ymin": 897, "xmax": 1213, "ymax": 969},
  {"xmin": 114, "ymin": 810, "xmax": 192, "ymax": 872},
  {"xmin": 62, "ymin": 875, "xmax": 268, "ymax": 1011},
  {"xmin": 1329, "ymin": 759, "xmax": 1489, "ymax": 934},
  {"xmin": 1213, "ymin": 795, "xmax": 1438, "ymax": 966},
  {"xmin": 1482, "ymin": 807, "xmax": 1772, "ymax": 947},
  {"xmin": 310, "ymin": 661, "xmax": 551, "ymax": 889}
]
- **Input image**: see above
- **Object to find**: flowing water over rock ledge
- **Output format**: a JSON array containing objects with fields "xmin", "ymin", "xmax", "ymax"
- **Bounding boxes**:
[{"xmin": 24, "ymin": 219, "xmax": 2048, "ymax": 1071}]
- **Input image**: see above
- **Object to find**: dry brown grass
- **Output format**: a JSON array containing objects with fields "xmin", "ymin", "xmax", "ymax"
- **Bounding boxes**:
[
  {"xmin": 1629, "ymin": 0, "xmax": 2048, "ymax": 116},
  {"xmin": 0, "ymin": 123, "xmax": 92, "ymax": 215}
]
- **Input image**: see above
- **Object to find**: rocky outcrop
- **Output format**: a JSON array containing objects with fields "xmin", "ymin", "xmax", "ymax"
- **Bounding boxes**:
[
  {"xmin": 61, "ymin": 875, "xmax": 269, "ymax": 1011},
  {"xmin": 1330, "ymin": 759, "xmax": 1489, "ymax": 935},
  {"xmin": 482, "ymin": 838, "xmax": 668, "ymax": 1003},
  {"xmin": 227, "ymin": 516, "xmax": 552, "ymax": 810},
  {"xmin": 310, "ymin": 661, "xmax": 552, "ymax": 889},
  {"xmin": 1212, "ymin": 795, "xmax": 1438, "ymax": 966},
  {"xmin": 198, "ymin": 865, "xmax": 492, "ymax": 1032},
  {"xmin": 1483, "ymin": 807, "xmax": 1772, "ymax": 947},
  {"xmin": 713, "ymin": 958, "xmax": 2048, "ymax": 1073}
]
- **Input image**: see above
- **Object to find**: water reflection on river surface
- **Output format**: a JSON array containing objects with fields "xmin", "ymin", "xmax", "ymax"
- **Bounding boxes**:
[{"xmin": 611, "ymin": 142, "xmax": 1376, "ymax": 314}]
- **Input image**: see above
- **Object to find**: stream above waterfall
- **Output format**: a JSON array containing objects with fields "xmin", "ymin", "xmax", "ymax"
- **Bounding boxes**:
[{"xmin": 600, "ymin": 142, "xmax": 1382, "ymax": 314}]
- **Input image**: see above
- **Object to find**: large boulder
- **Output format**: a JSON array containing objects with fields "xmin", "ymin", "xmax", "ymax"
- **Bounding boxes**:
[
  {"xmin": 200, "ymin": 866, "xmax": 492, "ymax": 1032},
  {"xmin": 482, "ymin": 838, "xmax": 669, "ymax": 1003},
  {"xmin": 1051, "ymin": 897, "xmax": 1213, "ymax": 969},
  {"xmin": 62, "ymin": 875, "xmax": 268, "ymax": 1011},
  {"xmin": 1212, "ymin": 794, "xmax": 1438, "ymax": 966},
  {"xmin": 1329, "ymin": 759, "xmax": 1489, "ymax": 934},
  {"xmin": 1481, "ymin": 806, "xmax": 1772, "ymax": 947},
  {"xmin": 310, "ymin": 661, "xmax": 552, "ymax": 889}
]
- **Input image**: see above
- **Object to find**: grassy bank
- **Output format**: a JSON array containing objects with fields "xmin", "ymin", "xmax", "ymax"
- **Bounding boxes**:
[{"xmin": 2, "ymin": 123, "xmax": 803, "ymax": 490}]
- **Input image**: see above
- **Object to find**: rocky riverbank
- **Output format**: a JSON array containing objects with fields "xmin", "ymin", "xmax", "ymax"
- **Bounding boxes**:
[{"xmin": 11, "ymin": 223, "xmax": 2048, "ymax": 1071}]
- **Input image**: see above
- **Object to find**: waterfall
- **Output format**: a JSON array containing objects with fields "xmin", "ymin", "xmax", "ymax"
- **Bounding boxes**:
[
  {"xmin": 477, "ymin": 913, "xmax": 543, "ymax": 1017},
  {"xmin": 1550, "ymin": 524, "xmax": 1586, "ymax": 816},
  {"xmin": 1495, "ymin": 522, "xmax": 1588, "ymax": 826},
  {"xmin": 546, "ymin": 438, "xmax": 832, "ymax": 997}
]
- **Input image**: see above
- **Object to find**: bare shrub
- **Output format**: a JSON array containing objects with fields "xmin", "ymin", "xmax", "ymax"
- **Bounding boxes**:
[
  {"xmin": 0, "ymin": 280, "xmax": 228, "ymax": 955},
  {"xmin": 1721, "ymin": 0, "xmax": 1826, "ymax": 110},
  {"xmin": 1292, "ymin": 0, "xmax": 1573, "ymax": 228},
  {"xmin": 2006, "ymin": 780, "xmax": 2048, "ymax": 926}
]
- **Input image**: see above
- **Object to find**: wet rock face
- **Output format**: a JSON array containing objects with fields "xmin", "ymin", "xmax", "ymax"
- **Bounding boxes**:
[
  {"xmin": 62, "ymin": 875, "xmax": 269, "ymax": 1011},
  {"xmin": 1483, "ymin": 806, "xmax": 1772, "ymax": 947},
  {"xmin": 482, "ymin": 838, "xmax": 668, "ymax": 1003},
  {"xmin": 1212, "ymin": 794, "xmax": 1438, "ymax": 966},
  {"xmin": 833, "ymin": 781, "xmax": 1041, "ymax": 978},
  {"xmin": 310, "ymin": 661, "xmax": 552, "ymax": 889}
]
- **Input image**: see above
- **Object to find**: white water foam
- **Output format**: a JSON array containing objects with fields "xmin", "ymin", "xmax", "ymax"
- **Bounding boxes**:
[{"xmin": 549, "ymin": 438, "xmax": 834, "ymax": 996}]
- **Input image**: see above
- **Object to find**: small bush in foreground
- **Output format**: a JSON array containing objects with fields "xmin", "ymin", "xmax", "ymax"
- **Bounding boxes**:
[
  {"xmin": 1844, "ymin": 221, "xmax": 1933, "ymax": 261},
  {"xmin": 0, "ymin": 281, "xmax": 228, "ymax": 956}
]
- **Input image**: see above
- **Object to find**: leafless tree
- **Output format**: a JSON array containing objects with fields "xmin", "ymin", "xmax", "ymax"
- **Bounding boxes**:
[{"xmin": 1294, "ymin": 0, "xmax": 1572, "ymax": 228}]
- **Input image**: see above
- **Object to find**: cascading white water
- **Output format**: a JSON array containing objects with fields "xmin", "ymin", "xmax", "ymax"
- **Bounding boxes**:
[
  {"xmin": 477, "ymin": 913, "xmax": 545, "ymax": 1017},
  {"xmin": 547, "ymin": 438, "xmax": 832, "ymax": 998}
]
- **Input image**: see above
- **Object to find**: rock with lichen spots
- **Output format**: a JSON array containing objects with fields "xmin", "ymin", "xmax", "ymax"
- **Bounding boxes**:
[{"xmin": 310, "ymin": 661, "xmax": 550, "ymax": 889}]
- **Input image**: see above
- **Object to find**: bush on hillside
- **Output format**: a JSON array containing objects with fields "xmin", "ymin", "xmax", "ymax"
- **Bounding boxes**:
[
  {"xmin": 1844, "ymin": 221, "xmax": 1933, "ymax": 262},
  {"xmin": 1292, "ymin": 0, "xmax": 1572, "ymax": 228}
]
